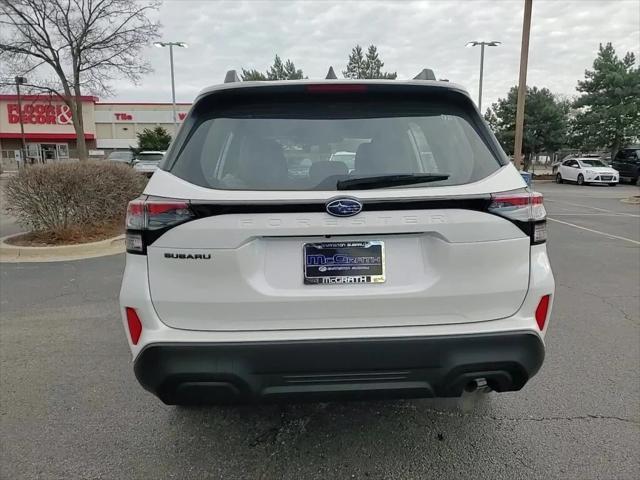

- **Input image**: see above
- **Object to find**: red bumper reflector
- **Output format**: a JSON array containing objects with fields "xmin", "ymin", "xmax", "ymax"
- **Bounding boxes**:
[
  {"xmin": 125, "ymin": 307, "xmax": 142, "ymax": 345},
  {"xmin": 535, "ymin": 295, "xmax": 551, "ymax": 330}
]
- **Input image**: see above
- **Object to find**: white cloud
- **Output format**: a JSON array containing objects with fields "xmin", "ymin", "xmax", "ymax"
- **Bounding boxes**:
[{"xmin": 110, "ymin": 0, "xmax": 640, "ymax": 110}]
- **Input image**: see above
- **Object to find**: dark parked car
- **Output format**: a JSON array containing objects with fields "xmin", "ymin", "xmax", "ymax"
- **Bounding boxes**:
[{"xmin": 612, "ymin": 146, "xmax": 640, "ymax": 184}]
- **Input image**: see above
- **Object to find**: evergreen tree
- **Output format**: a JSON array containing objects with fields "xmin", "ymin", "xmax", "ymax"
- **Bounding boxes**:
[
  {"xmin": 343, "ymin": 44, "xmax": 397, "ymax": 79},
  {"xmin": 135, "ymin": 126, "xmax": 172, "ymax": 152},
  {"xmin": 283, "ymin": 59, "xmax": 304, "ymax": 80},
  {"xmin": 363, "ymin": 45, "xmax": 397, "ymax": 79},
  {"xmin": 343, "ymin": 45, "xmax": 366, "ymax": 79},
  {"xmin": 571, "ymin": 43, "xmax": 640, "ymax": 155},
  {"xmin": 241, "ymin": 69, "xmax": 267, "ymax": 81},
  {"xmin": 242, "ymin": 55, "xmax": 304, "ymax": 81},
  {"xmin": 486, "ymin": 86, "xmax": 569, "ymax": 169},
  {"xmin": 266, "ymin": 55, "xmax": 304, "ymax": 80},
  {"xmin": 266, "ymin": 55, "xmax": 287, "ymax": 80}
]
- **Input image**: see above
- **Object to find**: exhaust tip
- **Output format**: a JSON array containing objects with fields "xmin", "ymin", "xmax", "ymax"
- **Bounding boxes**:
[
  {"xmin": 464, "ymin": 380, "xmax": 478, "ymax": 393},
  {"xmin": 464, "ymin": 377, "xmax": 489, "ymax": 393}
]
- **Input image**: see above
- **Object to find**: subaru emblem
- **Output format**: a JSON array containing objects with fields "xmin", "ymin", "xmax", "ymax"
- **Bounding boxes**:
[{"xmin": 326, "ymin": 198, "xmax": 363, "ymax": 217}]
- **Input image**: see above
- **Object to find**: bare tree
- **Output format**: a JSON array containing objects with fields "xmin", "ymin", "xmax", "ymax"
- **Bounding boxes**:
[{"xmin": 0, "ymin": 0, "xmax": 160, "ymax": 161}]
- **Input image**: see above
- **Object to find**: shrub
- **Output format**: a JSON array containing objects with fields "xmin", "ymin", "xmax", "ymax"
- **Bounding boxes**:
[{"xmin": 5, "ymin": 161, "xmax": 147, "ymax": 233}]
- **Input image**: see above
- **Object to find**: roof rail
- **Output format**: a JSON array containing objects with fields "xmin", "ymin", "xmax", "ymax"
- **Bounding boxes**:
[
  {"xmin": 325, "ymin": 66, "xmax": 338, "ymax": 79},
  {"xmin": 413, "ymin": 68, "xmax": 436, "ymax": 81},
  {"xmin": 224, "ymin": 69, "xmax": 241, "ymax": 83}
]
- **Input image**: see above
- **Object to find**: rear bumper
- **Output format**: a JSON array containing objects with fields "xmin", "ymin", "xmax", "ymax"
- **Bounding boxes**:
[{"xmin": 134, "ymin": 332, "xmax": 545, "ymax": 404}]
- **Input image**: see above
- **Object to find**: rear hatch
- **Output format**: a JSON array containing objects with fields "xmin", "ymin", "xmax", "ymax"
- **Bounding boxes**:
[{"xmin": 134, "ymin": 82, "xmax": 534, "ymax": 332}]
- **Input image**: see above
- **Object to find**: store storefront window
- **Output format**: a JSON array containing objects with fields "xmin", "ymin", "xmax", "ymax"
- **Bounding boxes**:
[
  {"xmin": 57, "ymin": 143, "xmax": 69, "ymax": 159},
  {"xmin": 24, "ymin": 142, "xmax": 70, "ymax": 163},
  {"xmin": 27, "ymin": 143, "xmax": 41, "ymax": 162}
]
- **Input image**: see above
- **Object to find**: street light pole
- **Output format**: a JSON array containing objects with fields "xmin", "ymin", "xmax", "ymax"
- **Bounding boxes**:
[
  {"xmin": 169, "ymin": 43, "xmax": 176, "ymax": 131},
  {"xmin": 466, "ymin": 41, "xmax": 501, "ymax": 113},
  {"xmin": 154, "ymin": 41, "xmax": 188, "ymax": 135},
  {"xmin": 479, "ymin": 43, "xmax": 486, "ymax": 112},
  {"xmin": 14, "ymin": 76, "xmax": 28, "ymax": 166}
]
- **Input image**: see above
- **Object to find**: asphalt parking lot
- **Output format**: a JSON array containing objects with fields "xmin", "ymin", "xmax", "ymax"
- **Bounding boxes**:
[{"xmin": 1, "ymin": 182, "xmax": 639, "ymax": 480}]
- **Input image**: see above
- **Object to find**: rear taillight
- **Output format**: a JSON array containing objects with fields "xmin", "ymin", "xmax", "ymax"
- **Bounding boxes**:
[
  {"xmin": 125, "ymin": 196, "xmax": 195, "ymax": 254},
  {"xmin": 488, "ymin": 190, "xmax": 547, "ymax": 244},
  {"xmin": 535, "ymin": 295, "xmax": 551, "ymax": 330}
]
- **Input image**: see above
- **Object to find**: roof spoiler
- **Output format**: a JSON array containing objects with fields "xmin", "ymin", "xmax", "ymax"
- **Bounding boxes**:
[
  {"xmin": 413, "ymin": 68, "xmax": 436, "ymax": 81},
  {"xmin": 224, "ymin": 69, "xmax": 241, "ymax": 83}
]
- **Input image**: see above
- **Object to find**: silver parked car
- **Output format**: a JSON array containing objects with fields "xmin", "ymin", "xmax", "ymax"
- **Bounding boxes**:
[
  {"xmin": 133, "ymin": 151, "xmax": 165, "ymax": 177},
  {"xmin": 106, "ymin": 150, "xmax": 135, "ymax": 165}
]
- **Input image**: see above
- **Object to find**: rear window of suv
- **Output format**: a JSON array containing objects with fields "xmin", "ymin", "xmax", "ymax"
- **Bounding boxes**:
[{"xmin": 169, "ymin": 94, "xmax": 503, "ymax": 190}]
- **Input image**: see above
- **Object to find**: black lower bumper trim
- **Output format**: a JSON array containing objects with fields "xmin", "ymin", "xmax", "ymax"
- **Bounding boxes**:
[{"xmin": 133, "ymin": 332, "xmax": 545, "ymax": 405}]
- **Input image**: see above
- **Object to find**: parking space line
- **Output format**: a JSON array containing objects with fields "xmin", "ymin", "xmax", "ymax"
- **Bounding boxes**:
[
  {"xmin": 547, "ymin": 218, "xmax": 640, "ymax": 245},
  {"xmin": 549, "ymin": 213, "xmax": 635, "ymax": 216},
  {"xmin": 545, "ymin": 199, "xmax": 640, "ymax": 217}
]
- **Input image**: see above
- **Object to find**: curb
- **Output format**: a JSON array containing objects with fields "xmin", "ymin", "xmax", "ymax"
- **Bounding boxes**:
[{"xmin": 0, "ymin": 233, "xmax": 125, "ymax": 263}]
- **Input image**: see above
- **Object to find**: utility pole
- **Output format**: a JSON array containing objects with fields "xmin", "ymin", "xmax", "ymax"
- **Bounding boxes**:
[
  {"xmin": 14, "ymin": 76, "xmax": 28, "ymax": 167},
  {"xmin": 513, "ymin": 0, "xmax": 533, "ymax": 170}
]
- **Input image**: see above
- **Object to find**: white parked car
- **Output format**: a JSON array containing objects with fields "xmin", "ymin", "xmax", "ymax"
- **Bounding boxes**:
[
  {"xmin": 133, "ymin": 151, "xmax": 165, "ymax": 177},
  {"xmin": 556, "ymin": 157, "xmax": 619, "ymax": 186},
  {"xmin": 120, "ymin": 75, "xmax": 555, "ymax": 405}
]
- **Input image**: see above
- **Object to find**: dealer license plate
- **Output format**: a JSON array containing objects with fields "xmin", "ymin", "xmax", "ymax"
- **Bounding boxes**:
[{"xmin": 303, "ymin": 241, "xmax": 385, "ymax": 285}]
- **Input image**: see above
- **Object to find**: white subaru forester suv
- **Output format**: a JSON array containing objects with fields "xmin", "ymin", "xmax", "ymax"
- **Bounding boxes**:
[{"xmin": 120, "ymin": 73, "xmax": 554, "ymax": 405}]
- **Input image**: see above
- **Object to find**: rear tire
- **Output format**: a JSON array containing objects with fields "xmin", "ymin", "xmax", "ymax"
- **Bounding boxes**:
[
  {"xmin": 577, "ymin": 174, "xmax": 585, "ymax": 186},
  {"xmin": 556, "ymin": 173, "xmax": 563, "ymax": 184}
]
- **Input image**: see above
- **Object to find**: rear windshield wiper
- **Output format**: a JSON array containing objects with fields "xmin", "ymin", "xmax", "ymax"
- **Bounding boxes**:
[{"xmin": 336, "ymin": 173, "xmax": 450, "ymax": 190}]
